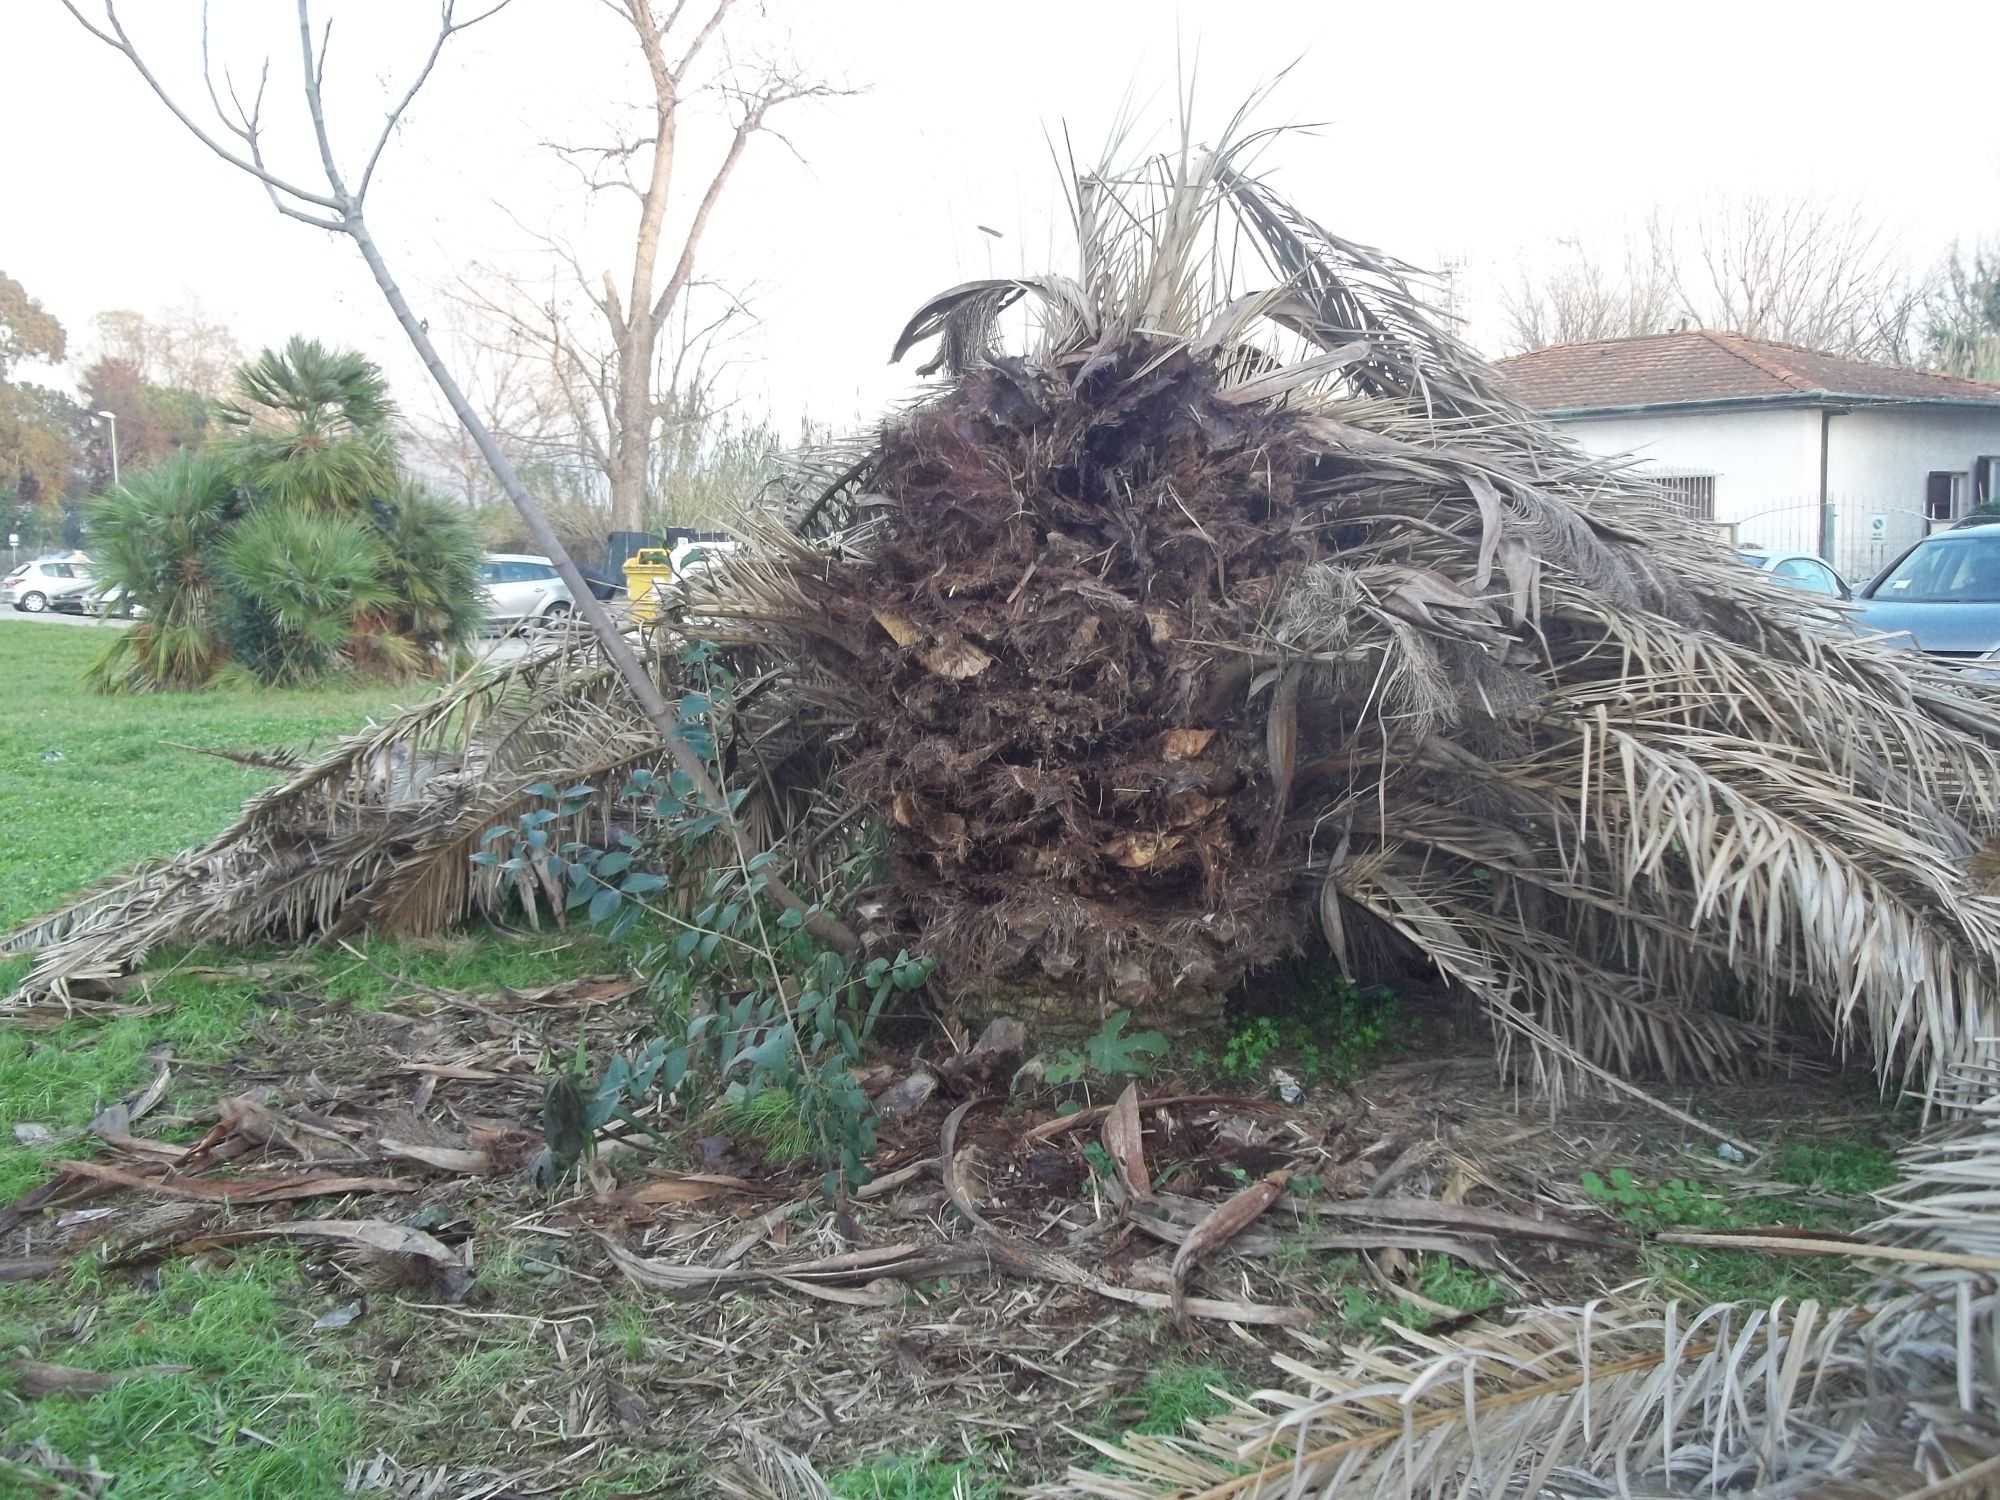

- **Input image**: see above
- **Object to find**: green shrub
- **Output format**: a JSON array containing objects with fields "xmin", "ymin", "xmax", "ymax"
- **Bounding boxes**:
[
  {"xmin": 84, "ymin": 450, "xmax": 238, "ymax": 691},
  {"xmin": 83, "ymin": 340, "xmax": 482, "ymax": 691},
  {"xmin": 220, "ymin": 506, "xmax": 392, "ymax": 685}
]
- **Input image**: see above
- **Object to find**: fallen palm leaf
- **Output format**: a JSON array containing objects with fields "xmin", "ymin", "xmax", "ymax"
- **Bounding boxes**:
[
  {"xmin": 1120, "ymin": 1207, "xmax": 1501, "ymax": 1271},
  {"xmin": 237, "ymin": 1217, "xmax": 461, "ymax": 1268},
  {"xmin": 376, "ymin": 1137, "xmax": 494, "ymax": 1174},
  {"xmin": 1169, "ymin": 1167, "xmax": 1291, "ymax": 1328},
  {"xmin": 1654, "ymin": 1227, "xmax": 2000, "ymax": 1273},
  {"xmin": 53, "ymin": 1159, "xmax": 412, "ymax": 1204},
  {"xmin": 1100, "ymin": 1082, "xmax": 1153, "ymax": 1203},
  {"xmin": 7, "ymin": 1360, "xmax": 191, "ymax": 1398},
  {"xmin": 206, "ymin": 1094, "xmax": 353, "ymax": 1161},
  {"xmin": 494, "ymin": 975, "xmax": 641, "ymax": 1009},
  {"xmin": 0, "ymin": 1258, "xmax": 64, "ymax": 1283},
  {"xmin": 89, "ymin": 1059, "xmax": 172, "ymax": 1140},
  {"xmin": 1021, "ymin": 1096, "xmax": 1286, "ymax": 1145},
  {"xmin": 617, "ymin": 1172, "xmax": 754, "ymax": 1205},
  {"xmin": 1302, "ymin": 1195, "xmax": 1621, "ymax": 1249}
]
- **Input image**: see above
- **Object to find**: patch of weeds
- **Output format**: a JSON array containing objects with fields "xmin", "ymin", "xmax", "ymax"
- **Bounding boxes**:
[
  {"xmin": 1205, "ymin": 961, "xmax": 1403, "ymax": 1089},
  {"xmin": 0, "ymin": 1253, "xmax": 362, "ymax": 1500},
  {"xmin": 1128, "ymin": 1363, "xmax": 1243, "ymax": 1436},
  {"xmin": 1580, "ymin": 1168, "xmax": 1742, "ymax": 1230},
  {"xmin": 828, "ymin": 1451, "xmax": 1005, "ymax": 1500},
  {"xmin": 1414, "ymin": 1258, "xmax": 1509, "ymax": 1315},
  {"xmin": 1325, "ymin": 1254, "xmax": 1506, "ymax": 1343},
  {"xmin": 1581, "ymin": 1165, "xmax": 1879, "ymax": 1304},
  {"xmin": 1769, "ymin": 1139, "xmax": 1897, "ymax": 1196}
]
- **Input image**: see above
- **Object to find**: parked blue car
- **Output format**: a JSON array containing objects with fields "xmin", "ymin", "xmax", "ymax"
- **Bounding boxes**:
[{"xmin": 1851, "ymin": 518, "xmax": 2000, "ymax": 659}]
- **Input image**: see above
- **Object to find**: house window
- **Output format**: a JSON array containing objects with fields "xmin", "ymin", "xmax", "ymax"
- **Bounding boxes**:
[
  {"xmin": 1928, "ymin": 471, "xmax": 1967, "ymax": 523},
  {"xmin": 1651, "ymin": 473, "xmax": 1716, "ymax": 523},
  {"xmin": 1978, "ymin": 457, "xmax": 2000, "ymax": 510}
]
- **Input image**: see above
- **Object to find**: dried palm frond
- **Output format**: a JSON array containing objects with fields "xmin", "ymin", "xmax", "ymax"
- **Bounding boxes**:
[
  {"xmin": 1041, "ymin": 1088, "xmax": 2000, "ymax": 1499},
  {"xmin": 2, "ymin": 636, "xmax": 669, "ymax": 999}
]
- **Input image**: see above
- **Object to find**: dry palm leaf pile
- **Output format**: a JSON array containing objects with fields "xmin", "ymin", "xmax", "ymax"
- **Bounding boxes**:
[{"xmin": 6, "ymin": 118, "xmax": 2000, "ymax": 1494}]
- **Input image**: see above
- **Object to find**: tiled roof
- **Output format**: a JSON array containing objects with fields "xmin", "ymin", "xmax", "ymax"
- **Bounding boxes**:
[{"xmin": 1493, "ymin": 330, "xmax": 2000, "ymax": 414}]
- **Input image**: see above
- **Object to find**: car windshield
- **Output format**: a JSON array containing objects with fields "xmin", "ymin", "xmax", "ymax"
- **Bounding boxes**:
[{"xmin": 1873, "ymin": 535, "xmax": 2000, "ymax": 602}]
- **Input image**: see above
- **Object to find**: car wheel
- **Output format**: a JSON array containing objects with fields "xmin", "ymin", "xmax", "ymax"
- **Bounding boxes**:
[
  {"xmin": 19, "ymin": 591, "xmax": 47, "ymax": 613},
  {"xmin": 543, "ymin": 600, "xmax": 572, "ymax": 620}
]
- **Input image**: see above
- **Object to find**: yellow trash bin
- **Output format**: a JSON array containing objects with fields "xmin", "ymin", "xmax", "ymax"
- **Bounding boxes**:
[{"xmin": 622, "ymin": 548, "xmax": 675, "ymax": 624}]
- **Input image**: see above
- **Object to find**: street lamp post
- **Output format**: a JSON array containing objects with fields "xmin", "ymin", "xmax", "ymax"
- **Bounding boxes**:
[{"xmin": 94, "ymin": 410, "xmax": 120, "ymax": 487}]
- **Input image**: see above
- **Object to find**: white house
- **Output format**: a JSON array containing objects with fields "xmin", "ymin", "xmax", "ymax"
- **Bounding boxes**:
[{"xmin": 1492, "ymin": 330, "xmax": 2000, "ymax": 582}]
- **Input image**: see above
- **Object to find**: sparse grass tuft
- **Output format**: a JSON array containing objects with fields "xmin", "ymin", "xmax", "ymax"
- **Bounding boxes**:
[
  {"xmin": 1128, "ymin": 1363, "xmax": 1243, "ymax": 1436},
  {"xmin": 828, "ymin": 1451, "xmax": 1005, "ymax": 1500},
  {"xmin": 722, "ymin": 1083, "xmax": 812, "ymax": 1164}
]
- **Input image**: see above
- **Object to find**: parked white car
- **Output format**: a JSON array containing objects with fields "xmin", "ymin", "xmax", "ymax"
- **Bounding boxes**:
[
  {"xmin": 476, "ymin": 554, "xmax": 574, "ymax": 631},
  {"xmin": 3, "ymin": 556, "xmax": 94, "ymax": 613}
]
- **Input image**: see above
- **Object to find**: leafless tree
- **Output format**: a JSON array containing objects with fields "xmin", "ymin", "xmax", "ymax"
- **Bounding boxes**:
[
  {"xmin": 59, "ymin": 0, "xmax": 854, "ymax": 950},
  {"xmin": 448, "ymin": 262, "xmax": 755, "ymax": 529},
  {"xmin": 491, "ymin": 0, "xmax": 844, "ymax": 533},
  {"xmin": 94, "ymin": 302, "xmax": 244, "ymax": 398},
  {"xmin": 1678, "ymin": 196, "xmax": 1927, "ymax": 363},
  {"xmin": 1500, "ymin": 222, "xmax": 1678, "ymax": 351},
  {"xmin": 1499, "ymin": 196, "xmax": 1933, "ymax": 362}
]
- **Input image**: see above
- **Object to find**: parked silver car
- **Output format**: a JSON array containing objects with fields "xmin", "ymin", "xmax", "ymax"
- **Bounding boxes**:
[
  {"xmin": 476, "ymin": 554, "xmax": 574, "ymax": 631},
  {"xmin": 3, "ymin": 556, "xmax": 94, "ymax": 613},
  {"xmin": 1737, "ymin": 550, "xmax": 1850, "ymax": 599}
]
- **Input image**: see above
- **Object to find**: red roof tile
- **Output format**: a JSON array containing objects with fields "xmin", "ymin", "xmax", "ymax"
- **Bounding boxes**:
[{"xmin": 1492, "ymin": 330, "xmax": 2000, "ymax": 413}]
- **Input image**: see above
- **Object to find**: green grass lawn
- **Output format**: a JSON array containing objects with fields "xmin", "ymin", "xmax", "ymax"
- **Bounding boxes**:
[{"xmin": 0, "ymin": 621, "xmax": 420, "ymax": 932}]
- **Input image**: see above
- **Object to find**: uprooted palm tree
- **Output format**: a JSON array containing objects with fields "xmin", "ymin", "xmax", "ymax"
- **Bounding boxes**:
[
  {"xmin": 11, "ymin": 117, "xmax": 2000, "ymax": 1499},
  {"xmin": 14, "ymin": 124, "xmax": 2000, "ymax": 1105}
]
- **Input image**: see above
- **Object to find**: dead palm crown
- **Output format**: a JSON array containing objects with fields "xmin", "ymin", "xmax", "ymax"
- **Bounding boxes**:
[{"xmin": 8, "ymin": 118, "xmax": 2000, "ymax": 1495}]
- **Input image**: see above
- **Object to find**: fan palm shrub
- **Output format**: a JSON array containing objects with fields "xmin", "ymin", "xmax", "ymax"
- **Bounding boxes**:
[
  {"xmin": 218, "ymin": 506, "xmax": 393, "ymax": 686},
  {"xmin": 82, "ymin": 340, "xmax": 482, "ymax": 690},
  {"xmin": 366, "ymin": 481, "xmax": 486, "ymax": 655},
  {"xmin": 216, "ymin": 336, "xmax": 399, "ymax": 513},
  {"xmin": 83, "ymin": 450, "xmax": 239, "ymax": 691}
]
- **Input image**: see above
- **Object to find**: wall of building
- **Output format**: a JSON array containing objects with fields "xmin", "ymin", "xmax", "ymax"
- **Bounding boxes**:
[
  {"xmin": 1552, "ymin": 404, "xmax": 2000, "ymax": 582},
  {"xmin": 1554, "ymin": 407, "xmax": 1822, "ymax": 543},
  {"xmin": 1825, "ymin": 407, "xmax": 2000, "ymax": 581}
]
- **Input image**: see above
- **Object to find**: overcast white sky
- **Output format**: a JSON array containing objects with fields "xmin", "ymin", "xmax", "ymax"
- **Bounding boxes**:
[{"xmin": 6, "ymin": 0, "xmax": 2000, "ymax": 434}]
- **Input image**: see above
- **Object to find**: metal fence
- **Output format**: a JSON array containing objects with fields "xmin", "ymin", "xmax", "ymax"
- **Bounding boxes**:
[{"xmin": 1690, "ymin": 497, "xmax": 1937, "ymax": 587}]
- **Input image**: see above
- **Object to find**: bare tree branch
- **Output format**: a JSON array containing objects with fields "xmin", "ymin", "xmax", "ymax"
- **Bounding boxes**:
[
  {"xmin": 359, "ymin": 1, "xmax": 519, "ymax": 206},
  {"xmin": 1500, "ymin": 196, "xmax": 1931, "ymax": 363},
  {"xmin": 61, "ymin": 0, "xmax": 342, "ymax": 211}
]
